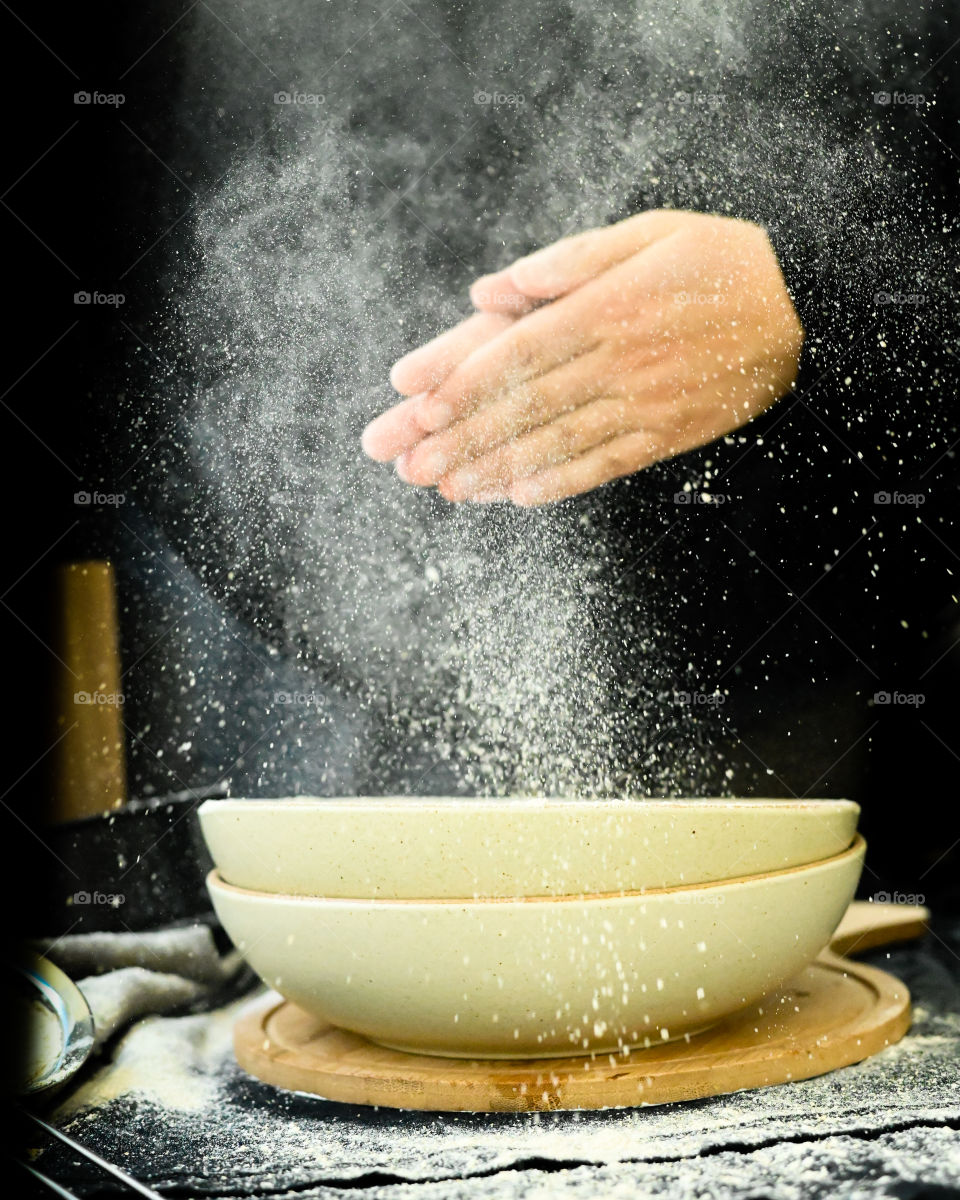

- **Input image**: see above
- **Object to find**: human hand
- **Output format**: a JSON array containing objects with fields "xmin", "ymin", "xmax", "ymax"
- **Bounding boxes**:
[{"xmin": 362, "ymin": 211, "xmax": 803, "ymax": 504}]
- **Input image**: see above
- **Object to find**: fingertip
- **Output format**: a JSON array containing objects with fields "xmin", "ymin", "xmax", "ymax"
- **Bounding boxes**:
[
  {"xmin": 437, "ymin": 468, "xmax": 481, "ymax": 502},
  {"xmin": 389, "ymin": 356, "xmax": 422, "ymax": 394},
  {"xmin": 469, "ymin": 272, "xmax": 504, "ymax": 309},
  {"xmin": 360, "ymin": 416, "xmax": 393, "ymax": 461},
  {"xmin": 395, "ymin": 451, "xmax": 414, "ymax": 482},
  {"xmin": 396, "ymin": 447, "xmax": 447, "ymax": 486},
  {"xmin": 506, "ymin": 255, "xmax": 562, "ymax": 299},
  {"xmin": 470, "ymin": 271, "xmax": 534, "ymax": 313}
]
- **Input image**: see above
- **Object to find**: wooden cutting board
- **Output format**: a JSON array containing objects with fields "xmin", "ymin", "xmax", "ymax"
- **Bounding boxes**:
[{"xmin": 234, "ymin": 901, "xmax": 926, "ymax": 1113}]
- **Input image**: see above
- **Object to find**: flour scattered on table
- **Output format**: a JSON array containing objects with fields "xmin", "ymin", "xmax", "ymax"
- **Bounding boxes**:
[{"xmin": 54, "ymin": 998, "xmax": 242, "ymax": 1119}]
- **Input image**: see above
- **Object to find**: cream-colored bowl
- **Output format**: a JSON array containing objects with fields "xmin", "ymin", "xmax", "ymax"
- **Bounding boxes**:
[
  {"xmin": 208, "ymin": 835, "xmax": 865, "ymax": 1059},
  {"xmin": 198, "ymin": 797, "xmax": 859, "ymax": 898}
]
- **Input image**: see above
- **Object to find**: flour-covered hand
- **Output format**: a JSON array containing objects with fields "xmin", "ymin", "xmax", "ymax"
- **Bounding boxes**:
[{"xmin": 362, "ymin": 211, "xmax": 803, "ymax": 505}]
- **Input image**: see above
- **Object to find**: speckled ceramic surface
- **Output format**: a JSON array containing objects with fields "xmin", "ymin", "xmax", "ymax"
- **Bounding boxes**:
[
  {"xmin": 206, "ymin": 836, "xmax": 865, "ymax": 1058},
  {"xmin": 198, "ymin": 797, "xmax": 860, "ymax": 899}
]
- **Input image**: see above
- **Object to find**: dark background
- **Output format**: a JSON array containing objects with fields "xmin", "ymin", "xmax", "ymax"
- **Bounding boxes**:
[
  {"xmin": 4, "ymin": 1, "xmax": 960, "ymax": 949},
  {"xmin": 4, "ymin": 4, "xmax": 191, "ymax": 949}
]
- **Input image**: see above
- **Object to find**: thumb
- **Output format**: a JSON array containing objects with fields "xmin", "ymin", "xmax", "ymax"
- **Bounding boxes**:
[{"xmin": 470, "ymin": 210, "xmax": 682, "ymax": 312}]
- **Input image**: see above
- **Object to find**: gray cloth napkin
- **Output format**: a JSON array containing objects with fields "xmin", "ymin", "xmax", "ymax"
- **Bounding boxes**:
[{"xmin": 34, "ymin": 925, "xmax": 245, "ymax": 1048}]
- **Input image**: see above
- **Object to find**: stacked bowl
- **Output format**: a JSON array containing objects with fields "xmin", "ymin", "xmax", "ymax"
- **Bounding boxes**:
[{"xmin": 200, "ymin": 797, "xmax": 863, "ymax": 1059}]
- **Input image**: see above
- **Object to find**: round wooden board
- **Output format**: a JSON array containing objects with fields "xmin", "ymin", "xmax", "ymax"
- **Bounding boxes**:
[{"xmin": 233, "ymin": 950, "xmax": 911, "ymax": 1112}]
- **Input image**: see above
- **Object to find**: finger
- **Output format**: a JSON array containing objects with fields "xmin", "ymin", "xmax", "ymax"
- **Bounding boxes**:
[
  {"xmin": 439, "ymin": 396, "xmax": 639, "ymax": 500},
  {"xmin": 470, "ymin": 211, "xmax": 683, "ymax": 311},
  {"xmin": 415, "ymin": 301, "xmax": 596, "ymax": 436},
  {"xmin": 510, "ymin": 431, "xmax": 662, "ymax": 506},
  {"xmin": 390, "ymin": 312, "xmax": 515, "ymax": 395},
  {"xmin": 361, "ymin": 392, "xmax": 433, "ymax": 461},
  {"xmin": 396, "ymin": 353, "xmax": 605, "ymax": 486},
  {"xmin": 468, "ymin": 270, "xmax": 540, "ymax": 315}
]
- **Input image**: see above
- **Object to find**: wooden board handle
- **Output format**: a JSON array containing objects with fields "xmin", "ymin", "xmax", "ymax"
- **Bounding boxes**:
[{"xmin": 830, "ymin": 900, "xmax": 930, "ymax": 957}]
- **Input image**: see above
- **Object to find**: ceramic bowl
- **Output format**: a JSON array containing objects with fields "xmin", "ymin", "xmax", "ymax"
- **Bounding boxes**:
[
  {"xmin": 198, "ymin": 796, "xmax": 860, "ymax": 899},
  {"xmin": 207, "ymin": 834, "xmax": 865, "ymax": 1058}
]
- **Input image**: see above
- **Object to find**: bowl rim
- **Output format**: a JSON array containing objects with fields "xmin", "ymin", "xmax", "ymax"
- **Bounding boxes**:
[
  {"xmin": 200, "ymin": 796, "xmax": 859, "ymax": 816},
  {"xmin": 206, "ymin": 833, "xmax": 865, "ymax": 907}
]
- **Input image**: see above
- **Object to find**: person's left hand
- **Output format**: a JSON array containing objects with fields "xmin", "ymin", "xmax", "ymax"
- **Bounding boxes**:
[{"xmin": 362, "ymin": 210, "xmax": 804, "ymax": 505}]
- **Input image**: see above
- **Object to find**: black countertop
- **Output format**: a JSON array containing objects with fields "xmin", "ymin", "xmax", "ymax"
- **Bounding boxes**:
[{"xmin": 31, "ymin": 920, "xmax": 960, "ymax": 1200}]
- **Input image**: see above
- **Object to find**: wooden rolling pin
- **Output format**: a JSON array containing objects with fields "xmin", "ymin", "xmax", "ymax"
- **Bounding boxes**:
[{"xmin": 48, "ymin": 561, "xmax": 126, "ymax": 822}]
